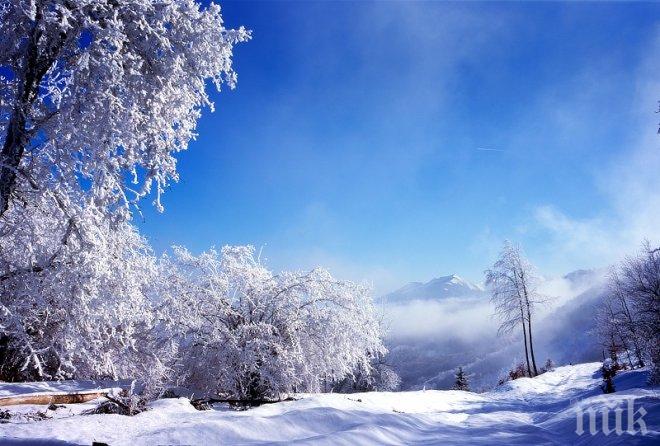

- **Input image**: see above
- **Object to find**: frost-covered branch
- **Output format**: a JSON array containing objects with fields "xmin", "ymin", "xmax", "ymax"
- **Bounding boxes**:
[{"xmin": 0, "ymin": 0, "xmax": 250, "ymax": 219}]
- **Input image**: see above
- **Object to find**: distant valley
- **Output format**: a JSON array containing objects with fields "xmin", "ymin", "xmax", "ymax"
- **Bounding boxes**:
[{"xmin": 382, "ymin": 269, "xmax": 608, "ymax": 390}]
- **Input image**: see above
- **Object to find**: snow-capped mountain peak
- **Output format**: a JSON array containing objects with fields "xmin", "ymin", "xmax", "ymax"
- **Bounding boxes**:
[{"xmin": 384, "ymin": 274, "xmax": 484, "ymax": 303}]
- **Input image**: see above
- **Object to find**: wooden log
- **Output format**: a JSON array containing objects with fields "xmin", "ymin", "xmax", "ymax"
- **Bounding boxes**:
[{"xmin": 0, "ymin": 390, "xmax": 110, "ymax": 406}]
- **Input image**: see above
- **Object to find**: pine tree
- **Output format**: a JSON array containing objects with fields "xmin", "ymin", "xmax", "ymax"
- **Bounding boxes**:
[{"xmin": 453, "ymin": 367, "xmax": 470, "ymax": 391}]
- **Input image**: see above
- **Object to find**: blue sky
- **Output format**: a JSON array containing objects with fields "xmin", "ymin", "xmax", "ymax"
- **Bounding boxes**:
[{"xmin": 137, "ymin": 1, "xmax": 660, "ymax": 294}]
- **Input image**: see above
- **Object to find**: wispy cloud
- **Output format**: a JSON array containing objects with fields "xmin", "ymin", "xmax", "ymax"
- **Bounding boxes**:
[
  {"xmin": 475, "ymin": 147, "xmax": 505, "ymax": 152},
  {"xmin": 385, "ymin": 297, "xmax": 497, "ymax": 341},
  {"xmin": 531, "ymin": 28, "xmax": 660, "ymax": 269}
]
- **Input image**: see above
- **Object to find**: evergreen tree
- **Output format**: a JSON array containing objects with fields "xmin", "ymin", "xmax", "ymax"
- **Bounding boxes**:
[{"xmin": 453, "ymin": 367, "xmax": 470, "ymax": 391}]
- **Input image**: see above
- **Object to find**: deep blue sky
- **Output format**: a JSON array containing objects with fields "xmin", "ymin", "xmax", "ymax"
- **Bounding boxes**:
[{"xmin": 137, "ymin": 1, "xmax": 660, "ymax": 294}]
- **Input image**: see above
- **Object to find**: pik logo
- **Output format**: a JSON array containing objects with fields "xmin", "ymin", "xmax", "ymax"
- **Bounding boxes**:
[{"xmin": 575, "ymin": 397, "xmax": 648, "ymax": 436}]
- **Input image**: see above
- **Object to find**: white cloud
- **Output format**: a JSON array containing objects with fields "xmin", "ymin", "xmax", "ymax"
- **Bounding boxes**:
[
  {"xmin": 384, "ymin": 297, "xmax": 497, "ymax": 341},
  {"xmin": 532, "ymin": 28, "xmax": 660, "ymax": 270},
  {"xmin": 533, "ymin": 205, "xmax": 620, "ymax": 264}
]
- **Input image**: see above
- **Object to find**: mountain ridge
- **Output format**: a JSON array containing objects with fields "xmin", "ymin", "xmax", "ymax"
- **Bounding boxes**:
[{"xmin": 384, "ymin": 274, "xmax": 485, "ymax": 303}]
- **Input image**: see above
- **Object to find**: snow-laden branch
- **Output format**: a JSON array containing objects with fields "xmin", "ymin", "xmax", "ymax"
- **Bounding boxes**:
[{"xmin": 0, "ymin": 0, "xmax": 250, "ymax": 219}]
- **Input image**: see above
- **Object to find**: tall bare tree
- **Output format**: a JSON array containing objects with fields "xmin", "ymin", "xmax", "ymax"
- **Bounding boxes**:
[{"xmin": 485, "ymin": 241, "xmax": 544, "ymax": 376}]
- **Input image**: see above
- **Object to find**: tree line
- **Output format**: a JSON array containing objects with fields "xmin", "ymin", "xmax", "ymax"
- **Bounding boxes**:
[{"xmin": 596, "ymin": 242, "xmax": 660, "ymax": 385}]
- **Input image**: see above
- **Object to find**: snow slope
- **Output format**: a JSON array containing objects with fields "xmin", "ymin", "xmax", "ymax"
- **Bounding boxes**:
[{"xmin": 0, "ymin": 363, "xmax": 658, "ymax": 445}]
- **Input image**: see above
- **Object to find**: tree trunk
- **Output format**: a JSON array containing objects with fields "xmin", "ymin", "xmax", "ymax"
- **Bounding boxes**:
[
  {"xmin": 519, "ymin": 270, "xmax": 538, "ymax": 377},
  {"xmin": 0, "ymin": 5, "xmax": 66, "ymax": 217},
  {"xmin": 526, "ymin": 306, "xmax": 539, "ymax": 376},
  {"xmin": 0, "ymin": 88, "xmax": 33, "ymax": 217},
  {"xmin": 0, "ymin": 11, "xmax": 41, "ymax": 217},
  {"xmin": 520, "ymin": 307, "xmax": 532, "ymax": 377}
]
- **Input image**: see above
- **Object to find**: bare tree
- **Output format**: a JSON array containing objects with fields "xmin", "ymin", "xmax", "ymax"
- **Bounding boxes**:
[
  {"xmin": 485, "ymin": 241, "xmax": 544, "ymax": 376},
  {"xmin": 609, "ymin": 272, "xmax": 645, "ymax": 367},
  {"xmin": 618, "ymin": 242, "xmax": 660, "ymax": 341},
  {"xmin": 597, "ymin": 242, "xmax": 660, "ymax": 382},
  {"xmin": 595, "ymin": 295, "xmax": 635, "ymax": 369}
]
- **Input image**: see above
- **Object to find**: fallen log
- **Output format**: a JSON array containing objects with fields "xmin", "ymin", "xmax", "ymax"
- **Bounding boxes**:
[{"xmin": 0, "ymin": 390, "xmax": 110, "ymax": 406}]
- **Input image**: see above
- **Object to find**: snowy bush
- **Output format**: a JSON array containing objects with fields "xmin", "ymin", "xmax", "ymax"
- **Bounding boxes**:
[
  {"xmin": 159, "ymin": 246, "xmax": 386, "ymax": 401},
  {"xmin": 541, "ymin": 358, "xmax": 555, "ymax": 373},
  {"xmin": 333, "ymin": 358, "xmax": 401, "ymax": 393},
  {"xmin": 368, "ymin": 362, "xmax": 402, "ymax": 392},
  {"xmin": 84, "ymin": 388, "xmax": 148, "ymax": 416},
  {"xmin": 508, "ymin": 362, "xmax": 528, "ymax": 381}
]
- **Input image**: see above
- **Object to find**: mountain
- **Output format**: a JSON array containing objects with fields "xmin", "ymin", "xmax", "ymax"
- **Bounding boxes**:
[
  {"xmin": 383, "ymin": 274, "xmax": 484, "ymax": 303},
  {"xmin": 562, "ymin": 268, "xmax": 607, "ymax": 290}
]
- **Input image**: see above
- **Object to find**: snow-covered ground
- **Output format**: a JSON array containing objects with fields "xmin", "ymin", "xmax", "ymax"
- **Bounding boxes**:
[{"xmin": 0, "ymin": 363, "xmax": 657, "ymax": 445}]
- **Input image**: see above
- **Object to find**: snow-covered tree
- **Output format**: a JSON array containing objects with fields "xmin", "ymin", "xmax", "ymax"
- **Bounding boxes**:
[
  {"xmin": 159, "ymin": 245, "xmax": 386, "ymax": 401},
  {"xmin": 0, "ymin": 0, "xmax": 249, "ymax": 219},
  {"xmin": 0, "ymin": 0, "xmax": 248, "ymax": 395},
  {"xmin": 485, "ymin": 241, "xmax": 545, "ymax": 377},
  {"xmin": 453, "ymin": 366, "xmax": 469, "ymax": 391},
  {"xmin": 0, "ymin": 196, "xmax": 170, "ymax": 391}
]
